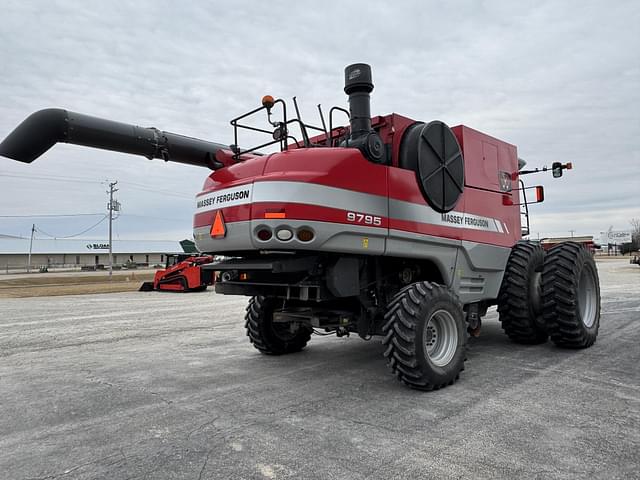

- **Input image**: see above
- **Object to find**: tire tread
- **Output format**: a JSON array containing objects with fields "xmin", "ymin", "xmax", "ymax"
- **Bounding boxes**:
[
  {"xmin": 382, "ymin": 282, "xmax": 465, "ymax": 391},
  {"xmin": 542, "ymin": 242, "xmax": 600, "ymax": 348},
  {"xmin": 497, "ymin": 241, "xmax": 548, "ymax": 344},
  {"xmin": 245, "ymin": 296, "xmax": 311, "ymax": 355}
]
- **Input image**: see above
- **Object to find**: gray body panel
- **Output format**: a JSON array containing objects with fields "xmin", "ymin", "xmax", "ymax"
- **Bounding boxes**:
[
  {"xmin": 385, "ymin": 229, "xmax": 459, "ymax": 287},
  {"xmin": 195, "ymin": 218, "xmax": 510, "ymax": 305},
  {"xmin": 453, "ymin": 240, "xmax": 510, "ymax": 304},
  {"xmin": 195, "ymin": 220, "xmax": 386, "ymax": 256},
  {"xmin": 194, "ymin": 179, "xmax": 513, "ymax": 305}
]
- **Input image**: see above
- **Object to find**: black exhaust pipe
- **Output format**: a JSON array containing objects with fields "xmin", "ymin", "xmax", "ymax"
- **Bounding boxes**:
[
  {"xmin": 0, "ymin": 108, "xmax": 230, "ymax": 169},
  {"xmin": 343, "ymin": 64, "xmax": 384, "ymax": 163},
  {"xmin": 344, "ymin": 63, "xmax": 374, "ymax": 138}
]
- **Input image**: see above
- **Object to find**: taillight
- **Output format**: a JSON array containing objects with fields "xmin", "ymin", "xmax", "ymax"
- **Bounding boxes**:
[
  {"xmin": 297, "ymin": 228, "xmax": 315, "ymax": 242},
  {"xmin": 256, "ymin": 228, "xmax": 272, "ymax": 241},
  {"xmin": 276, "ymin": 228, "xmax": 293, "ymax": 241}
]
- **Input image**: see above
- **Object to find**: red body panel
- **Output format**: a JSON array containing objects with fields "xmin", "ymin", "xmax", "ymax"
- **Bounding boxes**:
[
  {"xmin": 200, "ymin": 156, "xmax": 268, "ymax": 196},
  {"xmin": 251, "ymin": 202, "xmax": 389, "ymax": 229},
  {"xmin": 195, "ymin": 114, "xmax": 522, "ymax": 249},
  {"xmin": 451, "ymin": 125, "xmax": 518, "ymax": 193},
  {"xmin": 260, "ymin": 148, "xmax": 388, "ymax": 196},
  {"xmin": 194, "ymin": 204, "xmax": 250, "ymax": 229}
]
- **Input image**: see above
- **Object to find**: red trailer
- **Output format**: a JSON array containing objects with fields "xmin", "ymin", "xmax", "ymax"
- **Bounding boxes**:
[{"xmin": 541, "ymin": 236, "xmax": 597, "ymax": 254}]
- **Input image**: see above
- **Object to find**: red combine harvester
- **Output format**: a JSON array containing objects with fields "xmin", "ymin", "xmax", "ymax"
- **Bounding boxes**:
[
  {"xmin": 139, "ymin": 254, "xmax": 214, "ymax": 292},
  {"xmin": 0, "ymin": 63, "xmax": 600, "ymax": 390}
]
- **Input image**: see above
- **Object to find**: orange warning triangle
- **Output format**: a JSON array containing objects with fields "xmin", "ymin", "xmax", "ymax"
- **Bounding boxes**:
[{"xmin": 210, "ymin": 211, "xmax": 226, "ymax": 238}]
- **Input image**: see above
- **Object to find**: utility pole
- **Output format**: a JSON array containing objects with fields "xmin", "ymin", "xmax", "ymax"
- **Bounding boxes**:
[
  {"xmin": 27, "ymin": 223, "xmax": 35, "ymax": 273},
  {"xmin": 107, "ymin": 181, "xmax": 120, "ymax": 278}
]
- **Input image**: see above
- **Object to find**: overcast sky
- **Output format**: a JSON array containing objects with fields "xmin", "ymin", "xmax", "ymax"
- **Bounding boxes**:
[{"xmin": 1, "ymin": 0, "xmax": 638, "ymax": 242}]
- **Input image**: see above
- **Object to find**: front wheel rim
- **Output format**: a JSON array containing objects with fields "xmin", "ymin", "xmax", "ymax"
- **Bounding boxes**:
[
  {"xmin": 578, "ymin": 267, "xmax": 597, "ymax": 328},
  {"xmin": 424, "ymin": 309, "xmax": 458, "ymax": 367}
]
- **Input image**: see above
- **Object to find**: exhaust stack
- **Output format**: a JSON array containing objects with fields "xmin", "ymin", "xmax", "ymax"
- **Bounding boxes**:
[
  {"xmin": 0, "ymin": 108, "xmax": 230, "ymax": 169},
  {"xmin": 343, "ymin": 63, "xmax": 384, "ymax": 163}
]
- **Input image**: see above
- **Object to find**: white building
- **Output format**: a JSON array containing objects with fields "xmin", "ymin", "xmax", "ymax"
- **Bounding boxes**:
[{"xmin": 0, "ymin": 235, "xmax": 184, "ymax": 272}]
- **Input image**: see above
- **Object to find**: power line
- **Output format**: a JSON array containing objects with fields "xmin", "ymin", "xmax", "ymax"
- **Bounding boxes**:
[
  {"xmin": 1, "ymin": 212, "xmax": 189, "ymax": 221},
  {"xmin": 0, "ymin": 173, "xmax": 103, "ymax": 185},
  {"xmin": 0, "ymin": 171, "xmax": 101, "ymax": 182},
  {"xmin": 0, "ymin": 234, "xmax": 187, "ymax": 242},
  {"xmin": 0, "ymin": 173, "xmax": 195, "ymax": 200},
  {"xmin": 120, "ymin": 182, "xmax": 194, "ymax": 200},
  {"xmin": 0, "ymin": 233, "xmax": 27, "ymax": 238},
  {"xmin": 120, "ymin": 213, "xmax": 190, "ymax": 222},
  {"xmin": 35, "ymin": 215, "xmax": 108, "ymax": 239},
  {"xmin": 0, "ymin": 213, "xmax": 104, "ymax": 218}
]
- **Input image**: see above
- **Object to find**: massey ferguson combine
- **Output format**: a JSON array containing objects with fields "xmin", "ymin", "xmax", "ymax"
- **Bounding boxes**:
[{"xmin": 0, "ymin": 63, "xmax": 601, "ymax": 390}]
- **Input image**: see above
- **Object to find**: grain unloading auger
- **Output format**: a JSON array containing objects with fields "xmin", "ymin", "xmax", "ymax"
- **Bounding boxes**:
[
  {"xmin": 0, "ymin": 107, "xmax": 246, "ymax": 169},
  {"xmin": 0, "ymin": 63, "xmax": 599, "ymax": 391}
]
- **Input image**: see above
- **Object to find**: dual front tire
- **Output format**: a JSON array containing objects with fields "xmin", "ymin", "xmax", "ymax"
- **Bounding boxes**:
[
  {"xmin": 542, "ymin": 242, "xmax": 600, "ymax": 348},
  {"xmin": 498, "ymin": 241, "xmax": 548, "ymax": 344},
  {"xmin": 498, "ymin": 241, "xmax": 600, "ymax": 348}
]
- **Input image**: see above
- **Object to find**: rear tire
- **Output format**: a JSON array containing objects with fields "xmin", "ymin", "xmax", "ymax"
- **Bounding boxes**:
[
  {"xmin": 497, "ymin": 241, "xmax": 548, "ymax": 344},
  {"xmin": 382, "ymin": 282, "xmax": 466, "ymax": 391},
  {"xmin": 245, "ymin": 296, "xmax": 311, "ymax": 355},
  {"xmin": 542, "ymin": 242, "xmax": 600, "ymax": 348}
]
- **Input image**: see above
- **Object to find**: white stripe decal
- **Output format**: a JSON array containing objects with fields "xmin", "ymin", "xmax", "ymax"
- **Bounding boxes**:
[
  {"xmin": 388, "ymin": 199, "xmax": 503, "ymax": 233},
  {"xmin": 195, "ymin": 184, "xmax": 254, "ymax": 213},
  {"xmin": 253, "ymin": 181, "xmax": 388, "ymax": 216},
  {"xmin": 196, "ymin": 181, "xmax": 505, "ymax": 234}
]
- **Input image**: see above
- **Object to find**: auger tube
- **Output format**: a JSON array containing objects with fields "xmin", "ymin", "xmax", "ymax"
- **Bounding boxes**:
[{"xmin": 0, "ymin": 108, "xmax": 231, "ymax": 169}]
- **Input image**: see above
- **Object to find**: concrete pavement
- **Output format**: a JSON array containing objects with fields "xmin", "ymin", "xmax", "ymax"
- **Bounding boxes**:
[{"xmin": 0, "ymin": 259, "xmax": 638, "ymax": 479}]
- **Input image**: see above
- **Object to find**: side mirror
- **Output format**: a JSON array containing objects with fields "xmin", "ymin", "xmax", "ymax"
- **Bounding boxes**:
[{"xmin": 552, "ymin": 161, "xmax": 563, "ymax": 178}]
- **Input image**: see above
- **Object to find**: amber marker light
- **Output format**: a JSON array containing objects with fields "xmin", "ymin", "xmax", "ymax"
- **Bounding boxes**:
[
  {"xmin": 264, "ymin": 212, "xmax": 286, "ymax": 219},
  {"xmin": 262, "ymin": 95, "xmax": 275, "ymax": 110},
  {"xmin": 297, "ymin": 229, "xmax": 315, "ymax": 242}
]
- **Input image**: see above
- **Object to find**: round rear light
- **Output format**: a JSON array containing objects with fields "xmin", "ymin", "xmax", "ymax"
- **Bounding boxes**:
[
  {"xmin": 297, "ymin": 228, "xmax": 315, "ymax": 242},
  {"xmin": 256, "ymin": 228, "xmax": 272, "ymax": 241},
  {"xmin": 276, "ymin": 229, "xmax": 293, "ymax": 241}
]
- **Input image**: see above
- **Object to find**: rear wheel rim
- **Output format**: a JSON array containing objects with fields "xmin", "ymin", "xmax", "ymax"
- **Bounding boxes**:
[
  {"xmin": 424, "ymin": 309, "xmax": 458, "ymax": 367},
  {"xmin": 270, "ymin": 312, "xmax": 301, "ymax": 341},
  {"xmin": 578, "ymin": 267, "xmax": 597, "ymax": 328}
]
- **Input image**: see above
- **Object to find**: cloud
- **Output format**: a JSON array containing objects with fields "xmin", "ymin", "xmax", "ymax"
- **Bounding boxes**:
[{"xmin": 0, "ymin": 0, "xmax": 638, "ymax": 241}]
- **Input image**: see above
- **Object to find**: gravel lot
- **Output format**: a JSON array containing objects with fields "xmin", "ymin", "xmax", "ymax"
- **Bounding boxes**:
[
  {"xmin": 0, "ymin": 271, "xmax": 156, "ymax": 298},
  {"xmin": 1, "ymin": 258, "xmax": 638, "ymax": 479}
]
